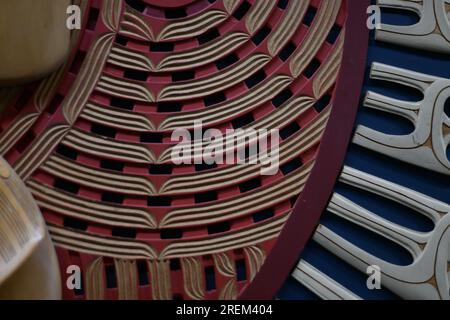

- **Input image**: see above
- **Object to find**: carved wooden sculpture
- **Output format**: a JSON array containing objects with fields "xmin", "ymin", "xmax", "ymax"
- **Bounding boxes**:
[
  {"xmin": 0, "ymin": 157, "xmax": 61, "ymax": 299},
  {"xmin": 0, "ymin": 0, "xmax": 448, "ymax": 301}
]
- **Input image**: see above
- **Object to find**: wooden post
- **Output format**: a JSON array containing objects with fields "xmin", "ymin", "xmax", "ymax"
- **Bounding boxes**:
[{"xmin": 0, "ymin": 0, "xmax": 71, "ymax": 86}]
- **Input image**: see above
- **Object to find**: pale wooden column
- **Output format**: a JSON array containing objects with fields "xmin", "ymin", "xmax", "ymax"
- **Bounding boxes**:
[{"xmin": 0, "ymin": 0, "xmax": 71, "ymax": 86}]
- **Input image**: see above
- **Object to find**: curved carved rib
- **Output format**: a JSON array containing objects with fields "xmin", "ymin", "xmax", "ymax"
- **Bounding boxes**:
[
  {"xmin": 245, "ymin": 0, "xmax": 276, "ymax": 34},
  {"xmin": 292, "ymin": 260, "xmax": 361, "ymax": 300},
  {"xmin": 81, "ymin": 101, "xmax": 155, "ymax": 132},
  {"xmin": 180, "ymin": 257, "xmax": 205, "ymax": 300},
  {"xmin": 48, "ymin": 224, "xmax": 157, "ymax": 259},
  {"xmin": 313, "ymin": 165, "xmax": 450, "ymax": 300},
  {"xmin": 376, "ymin": 0, "xmax": 450, "ymax": 54},
  {"xmin": 63, "ymin": 128, "xmax": 156, "ymax": 164},
  {"xmin": 108, "ymin": 45, "xmax": 154, "ymax": 72},
  {"xmin": 161, "ymin": 104, "xmax": 328, "ymax": 194},
  {"xmin": 161, "ymin": 213, "xmax": 289, "ymax": 259},
  {"xmin": 158, "ymin": 53, "xmax": 271, "ymax": 101},
  {"xmin": 290, "ymin": 0, "xmax": 341, "ymax": 77},
  {"xmin": 158, "ymin": 74, "xmax": 293, "ymax": 131},
  {"xmin": 157, "ymin": 32, "xmax": 249, "ymax": 72},
  {"xmin": 85, "ymin": 258, "xmax": 105, "ymax": 300},
  {"xmin": 243, "ymin": 245, "xmax": 265, "ymax": 281},
  {"xmin": 148, "ymin": 260, "xmax": 171, "ymax": 300},
  {"xmin": 28, "ymin": 179, "xmax": 156, "ymax": 229},
  {"xmin": 42, "ymin": 155, "xmax": 156, "ymax": 195},
  {"xmin": 115, "ymin": 259, "xmax": 138, "ymax": 300},
  {"xmin": 160, "ymin": 163, "xmax": 312, "ymax": 228},
  {"xmin": 313, "ymin": 34, "xmax": 344, "ymax": 98},
  {"xmin": 268, "ymin": 0, "xmax": 310, "ymax": 56},
  {"xmin": 158, "ymin": 10, "xmax": 228, "ymax": 41},
  {"xmin": 14, "ymin": 125, "xmax": 70, "ymax": 180},
  {"xmin": 355, "ymin": 62, "xmax": 450, "ymax": 175},
  {"xmin": 120, "ymin": 7, "xmax": 154, "ymax": 41},
  {"xmin": 97, "ymin": 74, "xmax": 154, "ymax": 102}
]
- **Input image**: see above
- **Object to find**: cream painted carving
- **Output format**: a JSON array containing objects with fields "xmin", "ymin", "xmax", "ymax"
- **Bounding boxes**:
[
  {"xmin": 376, "ymin": 0, "xmax": 450, "ymax": 53},
  {"xmin": 354, "ymin": 62, "xmax": 450, "ymax": 175},
  {"xmin": 292, "ymin": 260, "xmax": 361, "ymax": 300},
  {"xmin": 313, "ymin": 166, "xmax": 450, "ymax": 300},
  {"xmin": 0, "ymin": 157, "xmax": 61, "ymax": 299}
]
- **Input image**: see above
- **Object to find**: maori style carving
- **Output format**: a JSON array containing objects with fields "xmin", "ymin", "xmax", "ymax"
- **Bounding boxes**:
[
  {"xmin": 291, "ymin": 0, "xmax": 450, "ymax": 301},
  {"xmin": 3, "ymin": 0, "xmax": 448, "ymax": 302},
  {"xmin": 0, "ymin": 157, "xmax": 60, "ymax": 299},
  {"xmin": 0, "ymin": 0, "xmax": 351, "ymax": 300}
]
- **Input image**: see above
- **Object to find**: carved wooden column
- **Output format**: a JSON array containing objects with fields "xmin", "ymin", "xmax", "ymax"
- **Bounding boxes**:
[
  {"xmin": 0, "ymin": 0, "xmax": 71, "ymax": 86},
  {"xmin": 0, "ymin": 157, "xmax": 61, "ymax": 299}
]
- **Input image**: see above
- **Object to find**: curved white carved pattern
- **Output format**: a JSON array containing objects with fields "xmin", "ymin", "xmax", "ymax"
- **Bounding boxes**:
[
  {"xmin": 376, "ymin": 0, "xmax": 450, "ymax": 53},
  {"xmin": 292, "ymin": 260, "xmax": 361, "ymax": 300},
  {"xmin": 292, "ymin": 1, "xmax": 450, "ymax": 300},
  {"xmin": 355, "ymin": 63, "xmax": 450, "ymax": 175},
  {"xmin": 318, "ymin": 166, "xmax": 450, "ymax": 300}
]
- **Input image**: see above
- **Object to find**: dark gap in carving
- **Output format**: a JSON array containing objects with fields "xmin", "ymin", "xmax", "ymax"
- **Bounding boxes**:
[
  {"xmin": 125, "ymin": 0, "xmax": 146, "ymax": 12},
  {"xmin": 105, "ymin": 264, "xmax": 118, "ymax": 288},
  {"xmin": 149, "ymin": 164, "xmax": 173, "ymax": 174},
  {"xmin": 63, "ymin": 216, "xmax": 88, "ymax": 231},
  {"xmin": 157, "ymin": 102, "xmax": 183, "ymax": 112},
  {"xmin": 313, "ymin": 94, "xmax": 331, "ymax": 113},
  {"xmin": 233, "ymin": 1, "xmax": 251, "ymax": 21},
  {"xmin": 102, "ymin": 192, "xmax": 124, "ymax": 204},
  {"xmin": 303, "ymin": 58, "xmax": 321, "ymax": 78},
  {"xmin": 235, "ymin": 259, "xmax": 247, "ymax": 281},
  {"xmin": 205, "ymin": 266, "xmax": 216, "ymax": 291},
  {"xmin": 112, "ymin": 227, "xmax": 136, "ymax": 239},
  {"xmin": 165, "ymin": 8, "xmax": 187, "ymax": 19},
  {"xmin": 280, "ymin": 122, "xmax": 301, "ymax": 140},
  {"xmin": 137, "ymin": 260, "xmax": 149, "ymax": 285},
  {"xmin": 197, "ymin": 28, "xmax": 220, "ymax": 45},
  {"xmin": 195, "ymin": 191, "xmax": 218, "ymax": 203},
  {"xmin": 303, "ymin": 6, "xmax": 317, "ymax": 27},
  {"xmin": 239, "ymin": 177, "xmax": 261, "ymax": 193},
  {"xmin": 326, "ymin": 24, "xmax": 342, "ymax": 44},
  {"xmin": 148, "ymin": 196, "xmax": 172, "ymax": 206},
  {"xmin": 140, "ymin": 132, "xmax": 163, "ymax": 143},
  {"xmin": 124, "ymin": 69, "xmax": 149, "ymax": 81},
  {"xmin": 232, "ymin": 113, "xmax": 254, "ymax": 129},
  {"xmin": 111, "ymin": 97, "xmax": 134, "ymax": 110},
  {"xmin": 216, "ymin": 53, "xmax": 239, "ymax": 70},
  {"xmin": 160, "ymin": 229, "xmax": 183, "ymax": 239},
  {"xmin": 251, "ymin": 25, "xmax": 271, "ymax": 46},
  {"xmin": 56, "ymin": 145, "xmax": 78, "ymax": 160},
  {"xmin": 54, "ymin": 178, "xmax": 80, "ymax": 194},
  {"xmin": 100, "ymin": 159, "xmax": 124, "ymax": 172},
  {"xmin": 172, "ymin": 70, "xmax": 195, "ymax": 82},
  {"xmin": 150, "ymin": 42, "xmax": 174, "ymax": 52},
  {"xmin": 252, "ymin": 208, "xmax": 274, "ymax": 222},
  {"xmin": 207, "ymin": 221, "xmax": 230, "ymax": 234},
  {"xmin": 204, "ymin": 92, "xmax": 226, "ymax": 107},
  {"xmin": 278, "ymin": 41, "xmax": 296, "ymax": 62},
  {"xmin": 91, "ymin": 124, "xmax": 116, "ymax": 138},
  {"xmin": 272, "ymin": 88, "xmax": 293, "ymax": 108},
  {"xmin": 280, "ymin": 157, "xmax": 303, "ymax": 175}
]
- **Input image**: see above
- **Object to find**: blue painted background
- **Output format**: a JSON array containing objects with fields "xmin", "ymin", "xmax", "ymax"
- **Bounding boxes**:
[{"xmin": 278, "ymin": 4, "xmax": 450, "ymax": 300}]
